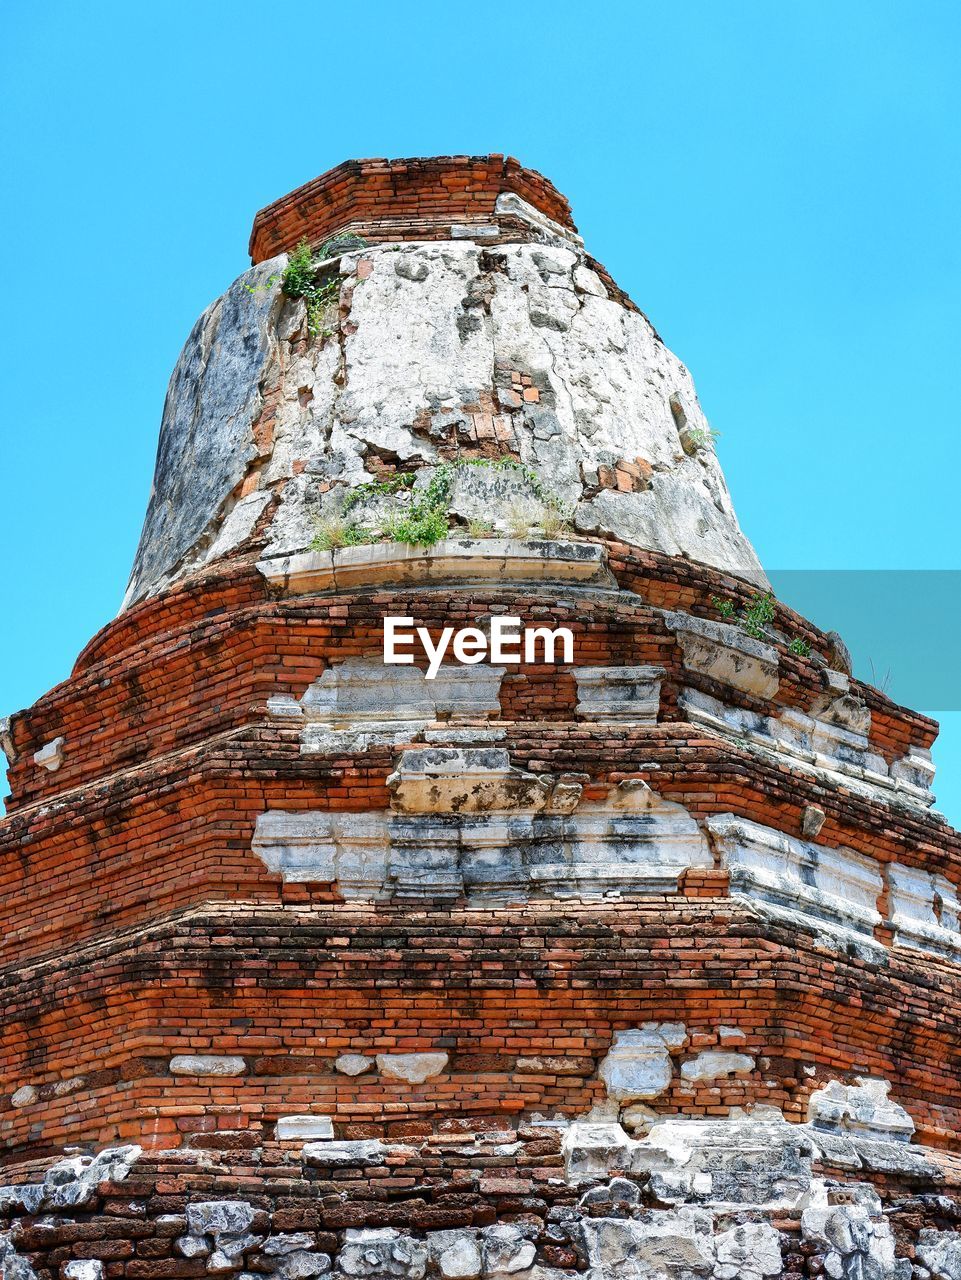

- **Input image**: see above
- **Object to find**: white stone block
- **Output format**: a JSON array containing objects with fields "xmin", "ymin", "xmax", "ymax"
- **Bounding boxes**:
[
  {"xmin": 436, "ymin": 1235, "xmax": 481, "ymax": 1279},
  {"xmin": 665, "ymin": 613, "xmax": 779, "ymax": 699},
  {"xmin": 301, "ymin": 1140, "xmax": 386, "ymax": 1168},
  {"xmin": 334, "ymin": 1054, "xmax": 374, "ymax": 1076},
  {"xmin": 807, "ymin": 1077, "xmax": 915, "ymax": 1142},
  {"xmin": 598, "ymin": 1027, "xmax": 679, "ymax": 1100},
  {"xmin": 169, "ymin": 1055, "xmax": 246, "ymax": 1077},
  {"xmin": 33, "ymin": 736, "xmax": 64, "ymax": 772},
  {"xmin": 573, "ymin": 666, "xmax": 665, "ymax": 721},
  {"xmin": 274, "ymin": 1115, "xmax": 334, "ymax": 1141},
  {"xmin": 64, "ymin": 1263, "xmax": 104, "ymax": 1280},
  {"xmin": 680, "ymin": 1051, "xmax": 755, "ymax": 1082},
  {"xmin": 706, "ymin": 814, "xmax": 883, "ymax": 946},
  {"xmin": 376, "ymin": 1052, "xmax": 448, "ymax": 1084},
  {"xmin": 888, "ymin": 862, "xmax": 961, "ymax": 959}
]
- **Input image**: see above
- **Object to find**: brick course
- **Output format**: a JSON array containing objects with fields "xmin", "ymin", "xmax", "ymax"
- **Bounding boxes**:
[{"xmin": 248, "ymin": 156, "xmax": 576, "ymax": 264}]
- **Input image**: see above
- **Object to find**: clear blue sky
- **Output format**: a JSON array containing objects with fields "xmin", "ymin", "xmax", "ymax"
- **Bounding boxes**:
[{"xmin": 2, "ymin": 2, "xmax": 959, "ymax": 819}]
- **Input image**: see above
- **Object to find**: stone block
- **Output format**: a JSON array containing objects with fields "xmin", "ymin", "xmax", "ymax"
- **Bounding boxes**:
[
  {"xmin": 301, "ymin": 1140, "xmax": 386, "ymax": 1168},
  {"xmin": 680, "ymin": 1051, "xmax": 755, "ymax": 1082},
  {"xmin": 186, "ymin": 1202, "xmax": 256, "ymax": 1238},
  {"xmin": 376, "ymin": 1053, "xmax": 448, "ymax": 1084},
  {"xmin": 562, "ymin": 1121, "xmax": 641, "ymax": 1183},
  {"xmin": 386, "ymin": 749, "xmax": 552, "ymax": 816},
  {"xmin": 262, "ymin": 1235, "xmax": 316, "ymax": 1257},
  {"xmin": 573, "ymin": 666, "xmax": 665, "ymax": 722},
  {"xmin": 665, "ymin": 612, "xmax": 779, "ymax": 699},
  {"xmin": 801, "ymin": 804, "xmax": 826, "ymax": 838},
  {"xmin": 450, "ymin": 224, "xmax": 500, "ymax": 240},
  {"xmin": 253, "ymin": 778, "xmax": 711, "ymax": 900},
  {"xmin": 579, "ymin": 1209, "xmax": 717, "ymax": 1276},
  {"xmin": 336, "ymin": 1228, "xmax": 427, "ymax": 1279},
  {"xmin": 706, "ymin": 814, "xmax": 884, "ymax": 949},
  {"xmin": 64, "ymin": 1263, "xmax": 104, "ymax": 1280},
  {"xmin": 274, "ymin": 1116, "xmax": 334, "ymax": 1141},
  {"xmin": 481, "ymin": 1224, "xmax": 536, "ymax": 1274},
  {"xmin": 257, "ymin": 539, "xmax": 617, "ymax": 597},
  {"xmin": 0, "ymin": 715, "xmax": 15, "ymax": 765},
  {"xmin": 33, "ymin": 737, "xmax": 64, "ymax": 772},
  {"xmin": 334, "ymin": 1054, "xmax": 375, "ymax": 1076},
  {"xmin": 274, "ymin": 1252, "xmax": 330, "ymax": 1279},
  {"xmin": 807, "ymin": 1077, "xmax": 915, "ymax": 1143},
  {"xmin": 169, "ymin": 1056, "xmax": 246, "ymax": 1077},
  {"xmin": 916, "ymin": 1229, "xmax": 961, "ymax": 1280},
  {"xmin": 289, "ymin": 658, "xmax": 504, "ymax": 757},
  {"xmin": 714, "ymin": 1223, "xmax": 782, "ymax": 1278},
  {"xmin": 598, "ymin": 1025, "xmax": 684, "ymax": 1100},
  {"xmin": 887, "ymin": 862, "xmax": 961, "ymax": 959},
  {"xmin": 433, "ymin": 1234, "xmax": 481, "ymax": 1280},
  {"xmin": 514, "ymin": 1056, "xmax": 594, "ymax": 1076}
]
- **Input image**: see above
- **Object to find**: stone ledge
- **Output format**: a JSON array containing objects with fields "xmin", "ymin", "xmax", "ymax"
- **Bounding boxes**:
[
  {"xmin": 664, "ymin": 611, "xmax": 780, "ymax": 700},
  {"xmin": 256, "ymin": 538, "xmax": 617, "ymax": 594},
  {"xmin": 706, "ymin": 813, "xmax": 885, "ymax": 948},
  {"xmin": 574, "ymin": 666, "xmax": 665, "ymax": 722}
]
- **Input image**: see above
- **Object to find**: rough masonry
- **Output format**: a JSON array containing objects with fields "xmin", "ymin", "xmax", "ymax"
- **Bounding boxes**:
[{"xmin": 2, "ymin": 155, "xmax": 959, "ymax": 1279}]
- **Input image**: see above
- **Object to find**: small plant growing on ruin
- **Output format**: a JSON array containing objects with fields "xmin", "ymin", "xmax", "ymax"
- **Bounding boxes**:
[
  {"xmin": 789, "ymin": 637, "xmax": 812, "ymax": 658},
  {"xmin": 310, "ymin": 514, "xmax": 375, "ymax": 552},
  {"xmin": 326, "ymin": 456, "xmax": 561, "ymax": 551},
  {"xmin": 686, "ymin": 426, "xmax": 722, "ymax": 450},
  {"xmin": 281, "ymin": 238, "xmax": 343, "ymax": 338},
  {"xmin": 869, "ymin": 658, "xmax": 893, "ymax": 695},
  {"xmin": 467, "ymin": 517, "xmax": 497, "ymax": 537},
  {"xmin": 710, "ymin": 595, "xmax": 738, "ymax": 621},
  {"xmin": 342, "ymin": 472, "xmax": 416, "ymax": 514},
  {"xmin": 740, "ymin": 591, "xmax": 777, "ymax": 638},
  {"xmin": 384, "ymin": 506, "xmax": 450, "ymax": 547},
  {"xmin": 540, "ymin": 498, "xmax": 574, "ymax": 538},
  {"xmin": 710, "ymin": 590, "xmax": 777, "ymax": 639},
  {"xmin": 504, "ymin": 498, "xmax": 541, "ymax": 540}
]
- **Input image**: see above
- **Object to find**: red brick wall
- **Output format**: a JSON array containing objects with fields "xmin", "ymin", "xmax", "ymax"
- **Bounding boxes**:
[
  {"xmin": 2, "ymin": 721, "xmax": 955, "ymax": 972},
  {"xmin": 5, "ymin": 550, "xmax": 937, "ymax": 815},
  {"xmin": 248, "ymin": 156, "xmax": 577, "ymax": 263},
  {"xmin": 3, "ymin": 900, "xmax": 961, "ymax": 1157}
]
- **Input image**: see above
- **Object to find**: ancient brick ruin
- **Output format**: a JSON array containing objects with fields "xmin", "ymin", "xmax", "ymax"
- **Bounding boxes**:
[{"xmin": 3, "ymin": 155, "xmax": 961, "ymax": 1279}]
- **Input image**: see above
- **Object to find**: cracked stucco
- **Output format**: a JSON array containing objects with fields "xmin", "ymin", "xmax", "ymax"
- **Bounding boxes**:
[{"xmin": 124, "ymin": 240, "xmax": 764, "ymax": 607}]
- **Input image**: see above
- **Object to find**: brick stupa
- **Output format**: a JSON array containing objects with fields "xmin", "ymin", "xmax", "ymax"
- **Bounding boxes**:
[{"xmin": 3, "ymin": 156, "xmax": 961, "ymax": 1280}]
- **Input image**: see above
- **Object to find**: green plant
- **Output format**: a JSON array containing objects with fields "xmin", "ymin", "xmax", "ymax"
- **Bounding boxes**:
[
  {"xmin": 458, "ymin": 456, "xmax": 545, "ymax": 497},
  {"xmin": 686, "ymin": 426, "xmax": 722, "ymax": 449},
  {"xmin": 310, "ymin": 514, "xmax": 376, "ymax": 552},
  {"xmin": 342, "ymin": 472, "xmax": 416, "ymax": 514},
  {"xmin": 281, "ymin": 239, "xmax": 315, "ymax": 295},
  {"xmin": 281, "ymin": 238, "xmax": 343, "ymax": 338},
  {"xmin": 789, "ymin": 637, "xmax": 811, "ymax": 658},
  {"xmin": 467, "ymin": 517, "xmax": 496, "ymax": 537},
  {"xmin": 328, "ymin": 456, "xmax": 558, "ymax": 550},
  {"xmin": 384, "ymin": 506, "xmax": 450, "ymax": 547},
  {"xmin": 540, "ymin": 498, "xmax": 573, "ymax": 538},
  {"xmin": 504, "ymin": 498, "xmax": 539, "ymax": 540},
  {"xmin": 740, "ymin": 591, "xmax": 777, "ymax": 638},
  {"xmin": 710, "ymin": 590, "xmax": 776, "ymax": 638},
  {"xmin": 710, "ymin": 594, "xmax": 737, "ymax": 621}
]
